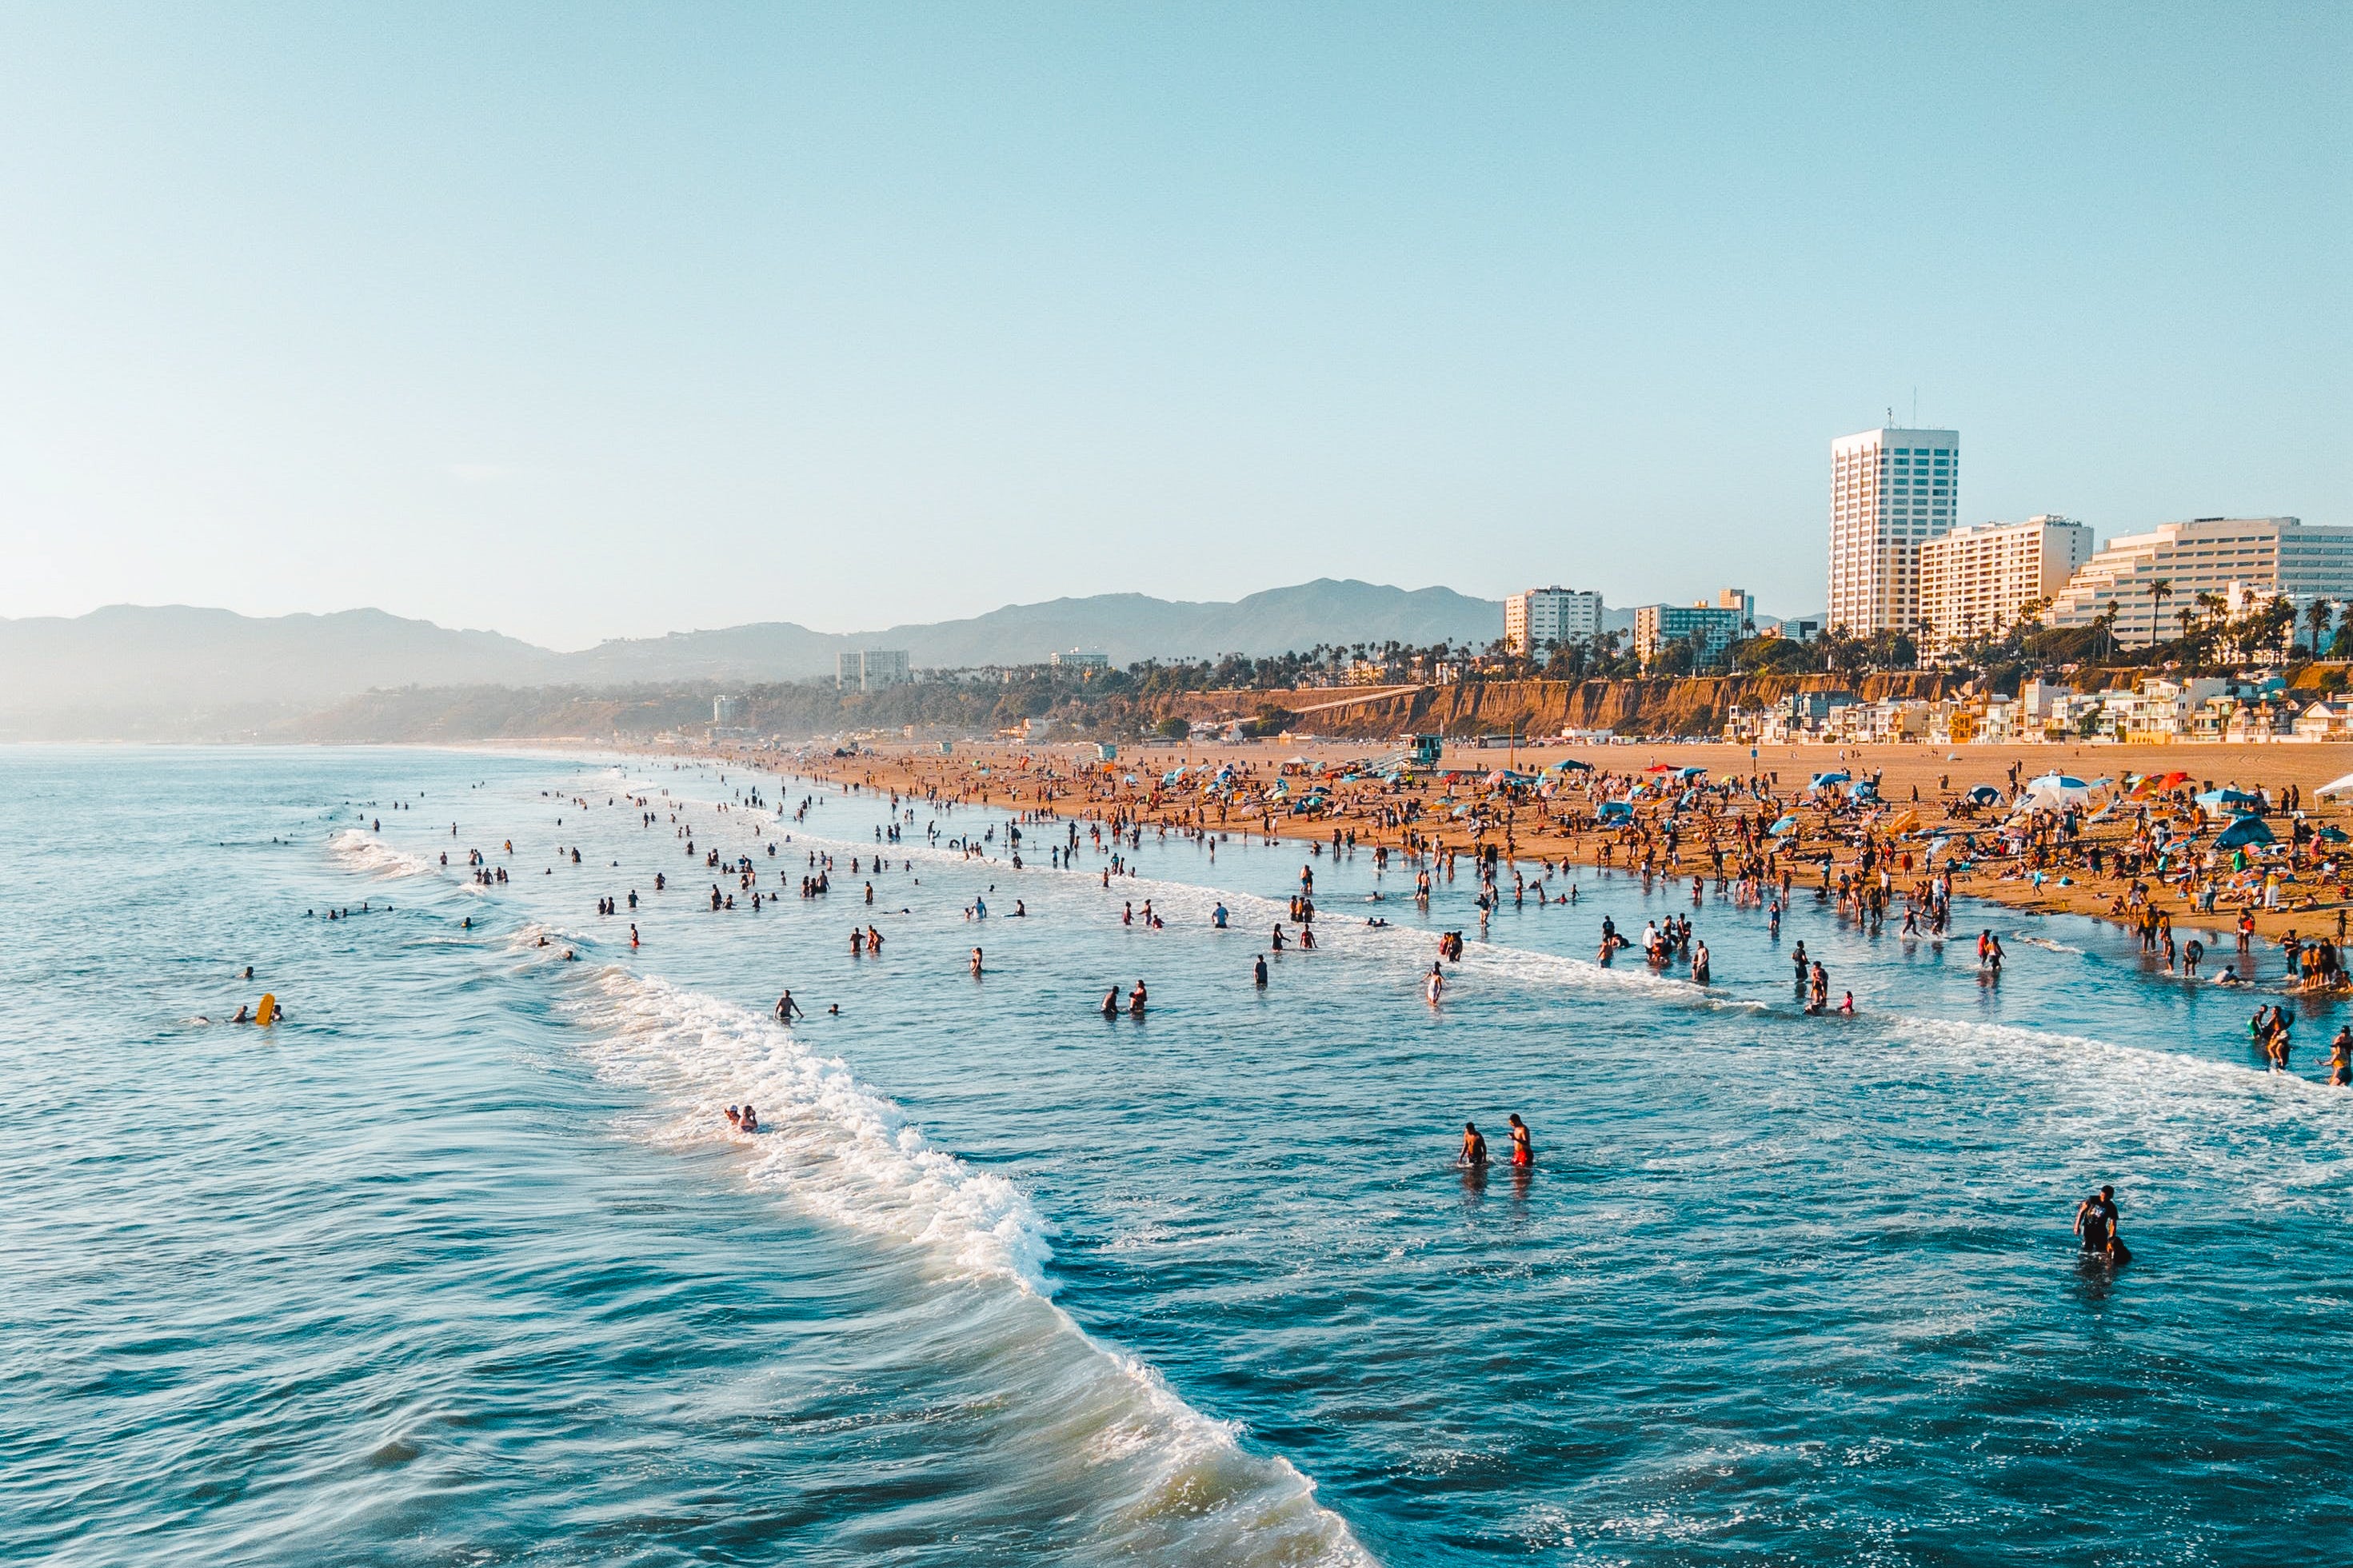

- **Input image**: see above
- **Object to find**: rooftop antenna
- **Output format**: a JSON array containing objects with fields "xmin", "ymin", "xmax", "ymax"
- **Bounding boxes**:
[{"xmin": 1886, "ymin": 405, "xmax": 1894, "ymax": 428}]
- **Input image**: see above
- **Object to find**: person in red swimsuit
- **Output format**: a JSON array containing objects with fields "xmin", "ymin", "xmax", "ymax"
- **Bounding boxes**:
[{"xmin": 1507, "ymin": 1114, "xmax": 1532, "ymax": 1167}]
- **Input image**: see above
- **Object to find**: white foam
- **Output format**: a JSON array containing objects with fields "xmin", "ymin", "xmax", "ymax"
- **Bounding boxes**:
[
  {"xmin": 525, "ymin": 945, "xmax": 1368, "ymax": 1564},
  {"xmin": 327, "ymin": 828, "xmax": 437, "ymax": 880},
  {"xmin": 561, "ymin": 960, "xmax": 1058, "ymax": 1290}
]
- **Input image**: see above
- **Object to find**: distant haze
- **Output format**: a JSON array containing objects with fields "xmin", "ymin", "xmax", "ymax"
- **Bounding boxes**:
[{"xmin": 0, "ymin": 579, "xmax": 1526, "ymax": 740}]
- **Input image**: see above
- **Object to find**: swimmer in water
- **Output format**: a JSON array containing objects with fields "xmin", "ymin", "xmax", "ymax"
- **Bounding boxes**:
[
  {"xmin": 741, "ymin": 1103, "xmax": 760, "ymax": 1133},
  {"xmin": 1127, "ymin": 980, "xmax": 1147, "ymax": 1016},
  {"xmin": 1460, "ymin": 1122, "xmax": 1488, "ymax": 1167},
  {"xmin": 1253, "ymin": 954, "xmax": 1268, "ymax": 987},
  {"xmin": 1506, "ymin": 1113, "xmax": 1532, "ymax": 1167},
  {"xmin": 971, "ymin": 947, "xmax": 985, "ymax": 977},
  {"xmin": 774, "ymin": 991, "xmax": 803, "ymax": 1022},
  {"xmin": 1426, "ymin": 964, "xmax": 1445, "ymax": 1004},
  {"xmin": 725, "ymin": 1105, "xmax": 741, "ymax": 1128}
]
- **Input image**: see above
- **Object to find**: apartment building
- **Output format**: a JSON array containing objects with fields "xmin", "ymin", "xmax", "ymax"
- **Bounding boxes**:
[
  {"xmin": 1632, "ymin": 588, "xmax": 1752, "ymax": 664},
  {"xmin": 1504, "ymin": 586, "xmax": 1605, "ymax": 654},
  {"xmin": 2044, "ymin": 517, "xmax": 2353, "ymax": 647},
  {"xmin": 837, "ymin": 649, "xmax": 913, "ymax": 690},
  {"xmin": 1828, "ymin": 426, "xmax": 1960, "ymax": 635},
  {"xmin": 1917, "ymin": 515, "xmax": 2093, "ymax": 650}
]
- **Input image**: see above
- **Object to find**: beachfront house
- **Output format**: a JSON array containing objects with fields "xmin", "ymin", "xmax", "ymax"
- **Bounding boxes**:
[{"xmin": 2294, "ymin": 700, "xmax": 2353, "ymax": 742}]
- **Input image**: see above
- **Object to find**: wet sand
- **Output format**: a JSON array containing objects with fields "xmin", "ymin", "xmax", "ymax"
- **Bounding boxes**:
[{"xmin": 725, "ymin": 737, "xmax": 2353, "ymax": 956}]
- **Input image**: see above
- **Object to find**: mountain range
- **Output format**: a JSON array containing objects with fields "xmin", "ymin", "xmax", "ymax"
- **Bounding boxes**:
[{"xmin": 0, "ymin": 579, "xmax": 1507, "ymax": 740}]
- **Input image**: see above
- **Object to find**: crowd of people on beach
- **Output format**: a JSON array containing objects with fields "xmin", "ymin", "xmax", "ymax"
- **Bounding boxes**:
[{"xmin": 276, "ymin": 740, "xmax": 2353, "ymax": 1296}]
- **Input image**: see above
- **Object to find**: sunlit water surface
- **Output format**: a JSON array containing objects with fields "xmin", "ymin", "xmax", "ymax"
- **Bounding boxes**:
[{"xmin": 3, "ymin": 746, "xmax": 2349, "ymax": 1566}]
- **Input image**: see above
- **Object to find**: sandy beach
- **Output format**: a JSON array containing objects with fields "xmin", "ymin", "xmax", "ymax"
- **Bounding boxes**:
[{"xmin": 747, "ymin": 736, "xmax": 2353, "ymax": 955}]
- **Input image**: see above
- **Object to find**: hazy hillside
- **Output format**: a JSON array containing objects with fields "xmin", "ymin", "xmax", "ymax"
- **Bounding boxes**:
[
  {"xmin": 0, "ymin": 605, "xmax": 554, "ymax": 740},
  {"xmin": 553, "ymin": 579, "xmax": 1504, "ymax": 680},
  {"xmin": 0, "ymin": 581, "xmax": 1504, "ymax": 740}
]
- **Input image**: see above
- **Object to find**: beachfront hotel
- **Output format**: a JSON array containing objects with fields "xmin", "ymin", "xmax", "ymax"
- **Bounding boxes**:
[
  {"xmin": 1504, "ymin": 587, "xmax": 1604, "ymax": 654},
  {"xmin": 1916, "ymin": 516, "xmax": 2093, "ymax": 651},
  {"xmin": 1827, "ymin": 426, "xmax": 1961, "ymax": 636},
  {"xmin": 2043, "ymin": 517, "xmax": 2353, "ymax": 647}
]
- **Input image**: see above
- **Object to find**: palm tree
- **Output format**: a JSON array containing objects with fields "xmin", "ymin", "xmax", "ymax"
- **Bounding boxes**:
[
  {"xmin": 2304, "ymin": 597, "xmax": 2335, "ymax": 658},
  {"xmin": 2147, "ymin": 577, "xmax": 2171, "ymax": 656}
]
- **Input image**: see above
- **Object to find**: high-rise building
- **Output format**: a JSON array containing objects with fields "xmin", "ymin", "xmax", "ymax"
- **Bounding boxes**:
[
  {"xmin": 837, "ymin": 649, "xmax": 912, "ymax": 690},
  {"xmin": 1828, "ymin": 426, "xmax": 1960, "ymax": 636},
  {"xmin": 2045, "ymin": 517, "xmax": 2353, "ymax": 647},
  {"xmin": 713, "ymin": 695, "xmax": 746, "ymax": 724},
  {"xmin": 1504, "ymin": 587, "xmax": 1604, "ymax": 654},
  {"xmin": 1049, "ymin": 648, "xmax": 1110, "ymax": 672},
  {"xmin": 1917, "ymin": 516, "xmax": 2093, "ymax": 650}
]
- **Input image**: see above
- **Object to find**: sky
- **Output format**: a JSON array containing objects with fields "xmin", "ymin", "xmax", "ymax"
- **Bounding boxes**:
[{"xmin": 0, "ymin": 3, "xmax": 2345, "ymax": 650}]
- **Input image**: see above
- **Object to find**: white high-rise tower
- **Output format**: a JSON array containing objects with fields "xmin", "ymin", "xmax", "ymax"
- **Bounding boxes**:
[{"xmin": 1828, "ymin": 425, "xmax": 1960, "ymax": 636}]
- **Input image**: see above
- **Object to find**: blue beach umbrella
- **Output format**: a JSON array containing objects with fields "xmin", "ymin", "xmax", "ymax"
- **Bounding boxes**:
[
  {"xmin": 1965, "ymin": 785, "xmax": 2003, "ymax": 806},
  {"xmin": 1768, "ymin": 814, "xmax": 1798, "ymax": 834},
  {"xmin": 1810, "ymin": 771, "xmax": 1851, "ymax": 788},
  {"xmin": 1596, "ymin": 801, "xmax": 1635, "ymax": 822},
  {"xmin": 2215, "ymin": 816, "xmax": 2274, "ymax": 848},
  {"xmin": 2195, "ymin": 788, "xmax": 2262, "ymax": 808}
]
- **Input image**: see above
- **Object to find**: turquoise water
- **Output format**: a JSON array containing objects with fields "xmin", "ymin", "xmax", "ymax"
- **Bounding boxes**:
[{"xmin": 4, "ymin": 746, "xmax": 2351, "ymax": 1566}]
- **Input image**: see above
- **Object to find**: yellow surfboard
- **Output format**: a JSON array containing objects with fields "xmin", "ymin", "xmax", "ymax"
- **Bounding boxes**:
[{"xmin": 255, "ymin": 992, "xmax": 277, "ymax": 1026}]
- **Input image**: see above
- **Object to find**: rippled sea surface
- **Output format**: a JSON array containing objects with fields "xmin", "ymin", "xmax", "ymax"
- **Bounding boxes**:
[{"xmin": 5, "ymin": 745, "xmax": 2351, "ymax": 1566}]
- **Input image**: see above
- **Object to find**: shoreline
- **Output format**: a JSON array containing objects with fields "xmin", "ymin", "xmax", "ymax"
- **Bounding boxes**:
[{"xmin": 710, "ymin": 736, "xmax": 2353, "ymax": 971}]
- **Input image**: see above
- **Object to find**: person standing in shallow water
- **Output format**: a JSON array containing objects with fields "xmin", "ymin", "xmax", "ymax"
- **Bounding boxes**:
[
  {"xmin": 1506, "ymin": 1114, "xmax": 1532, "ymax": 1167},
  {"xmin": 1460, "ymin": 1123, "xmax": 1488, "ymax": 1166}
]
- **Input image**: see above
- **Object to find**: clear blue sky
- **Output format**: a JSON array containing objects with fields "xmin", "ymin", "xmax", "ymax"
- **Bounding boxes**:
[{"xmin": 0, "ymin": 3, "xmax": 2343, "ymax": 648}]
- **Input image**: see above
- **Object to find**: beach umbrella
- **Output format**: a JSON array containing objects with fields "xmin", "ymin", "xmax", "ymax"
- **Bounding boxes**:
[
  {"xmin": 1810, "ymin": 771, "xmax": 1850, "ymax": 788},
  {"xmin": 1552, "ymin": 758, "xmax": 1593, "ymax": 772},
  {"xmin": 1768, "ymin": 814, "xmax": 1798, "ymax": 834},
  {"xmin": 1645, "ymin": 763, "xmax": 1672, "ymax": 772},
  {"xmin": 1597, "ymin": 801, "xmax": 1635, "ymax": 822},
  {"xmin": 2215, "ymin": 815, "xmax": 2275, "ymax": 848},
  {"xmin": 2317, "ymin": 771, "xmax": 2353, "ymax": 798},
  {"xmin": 2027, "ymin": 773, "xmax": 2090, "ymax": 792},
  {"xmin": 1965, "ymin": 785, "xmax": 2003, "ymax": 806},
  {"xmin": 1676, "ymin": 766, "xmax": 1707, "ymax": 780},
  {"xmin": 2319, "ymin": 825, "xmax": 2351, "ymax": 844},
  {"xmin": 1486, "ymin": 769, "xmax": 1509, "ymax": 785},
  {"xmin": 2195, "ymin": 788, "xmax": 2260, "ymax": 808}
]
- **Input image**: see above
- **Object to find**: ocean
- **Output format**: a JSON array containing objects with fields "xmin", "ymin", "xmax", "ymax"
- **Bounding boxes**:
[{"xmin": 4, "ymin": 745, "xmax": 2350, "ymax": 1566}]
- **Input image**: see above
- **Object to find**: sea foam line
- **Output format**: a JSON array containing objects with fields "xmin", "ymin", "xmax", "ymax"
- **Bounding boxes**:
[{"xmin": 512, "ymin": 932, "xmax": 1372, "ymax": 1565}]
